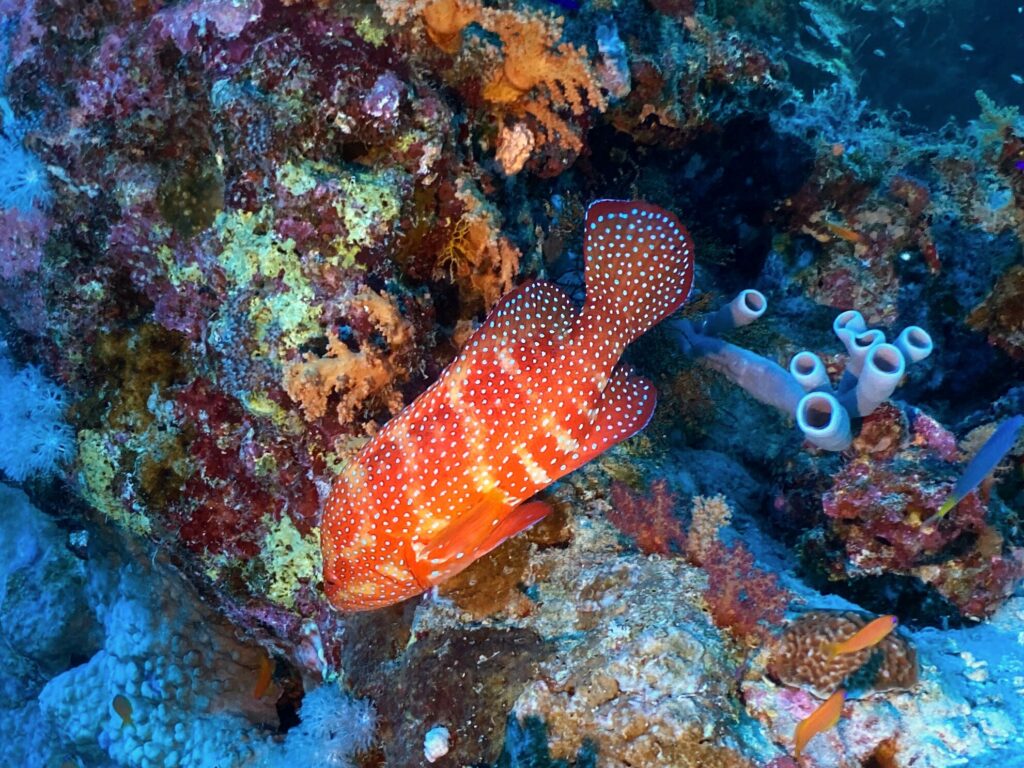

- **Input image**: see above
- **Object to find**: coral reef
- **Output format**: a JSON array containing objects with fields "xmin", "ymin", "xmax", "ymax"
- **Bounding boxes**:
[
  {"xmin": 3, "ymin": 0, "xmax": 1024, "ymax": 764},
  {"xmin": 606, "ymin": 479, "xmax": 687, "ymax": 556},
  {"xmin": 969, "ymin": 265, "xmax": 1024, "ymax": 361},
  {"xmin": 817, "ymin": 406, "xmax": 1024, "ymax": 621}
]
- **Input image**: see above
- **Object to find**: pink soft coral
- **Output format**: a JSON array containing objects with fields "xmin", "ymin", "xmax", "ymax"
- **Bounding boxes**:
[
  {"xmin": 607, "ymin": 479, "xmax": 687, "ymax": 556},
  {"xmin": 702, "ymin": 540, "xmax": 791, "ymax": 646}
]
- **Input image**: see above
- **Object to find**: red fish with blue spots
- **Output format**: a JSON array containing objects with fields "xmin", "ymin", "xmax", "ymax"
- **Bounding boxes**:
[{"xmin": 321, "ymin": 200, "xmax": 695, "ymax": 610}]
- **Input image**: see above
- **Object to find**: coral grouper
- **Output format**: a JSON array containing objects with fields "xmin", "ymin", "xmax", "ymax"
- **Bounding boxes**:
[{"xmin": 321, "ymin": 201, "xmax": 695, "ymax": 610}]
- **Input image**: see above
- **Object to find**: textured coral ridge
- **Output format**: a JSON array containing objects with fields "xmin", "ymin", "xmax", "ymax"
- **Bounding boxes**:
[
  {"xmin": 0, "ymin": 487, "xmax": 376, "ymax": 768},
  {"xmin": 322, "ymin": 201, "xmax": 694, "ymax": 610},
  {"xmin": 767, "ymin": 612, "xmax": 918, "ymax": 699},
  {"xmin": 817, "ymin": 406, "xmax": 1024, "ymax": 622}
]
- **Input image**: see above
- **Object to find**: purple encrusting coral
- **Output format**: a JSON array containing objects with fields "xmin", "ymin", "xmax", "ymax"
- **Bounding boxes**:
[{"xmin": 2, "ymin": 0, "xmax": 1024, "ymax": 765}]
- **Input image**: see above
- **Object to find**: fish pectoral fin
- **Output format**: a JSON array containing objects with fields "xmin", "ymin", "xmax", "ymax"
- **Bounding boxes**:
[
  {"xmin": 473, "ymin": 499, "xmax": 553, "ymax": 560},
  {"xmin": 409, "ymin": 493, "xmax": 553, "ymax": 587}
]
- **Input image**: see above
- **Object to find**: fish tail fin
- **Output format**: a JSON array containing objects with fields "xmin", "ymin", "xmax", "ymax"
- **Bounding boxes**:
[
  {"xmin": 580, "ymin": 200, "xmax": 695, "ymax": 347},
  {"xmin": 934, "ymin": 494, "xmax": 958, "ymax": 520}
]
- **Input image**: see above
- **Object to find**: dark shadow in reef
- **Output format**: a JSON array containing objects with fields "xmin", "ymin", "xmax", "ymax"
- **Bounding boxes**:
[
  {"xmin": 506, "ymin": 111, "xmax": 815, "ymax": 300},
  {"xmin": 798, "ymin": 537, "xmax": 976, "ymax": 631},
  {"xmin": 577, "ymin": 115, "xmax": 816, "ymax": 291},
  {"xmin": 496, "ymin": 714, "xmax": 598, "ymax": 768},
  {"xmin": 893, "ymin": 219, "xmax": 1022, "ymax": 426}
]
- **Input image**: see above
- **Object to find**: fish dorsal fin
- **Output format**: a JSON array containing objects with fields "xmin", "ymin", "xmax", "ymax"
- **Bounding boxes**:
[
  {"xmin": 571, "ymin": 364, "xmax": 657, "ymax": 468},
  {"xmin": 460, "ymin": 281, "xmax": 577, "ymax": 357},
  {"xmin": 582, "ymin": 200, "xmax": 694, "ymax": 346},
  {"xmin": 409, "ymin": 491, "xmax": 551, "ymax": 586}
]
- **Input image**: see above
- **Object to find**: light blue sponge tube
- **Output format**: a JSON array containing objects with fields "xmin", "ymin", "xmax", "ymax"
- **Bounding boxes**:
[{"xmin": 797, "ymin": 391, "xmax": 853, "ymax": 451}]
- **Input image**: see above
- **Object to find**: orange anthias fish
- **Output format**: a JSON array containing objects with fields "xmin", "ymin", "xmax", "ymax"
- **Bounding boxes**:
[
  {"xmin": 253, "ymin": 654, "xmax": 274, "ymax": 699},
  {"xmin": 823, "ymin": 615, "xmax": 898, "ymax": 657},
  {"xmin": 321, "ymin": 200, "xmax": 695, "ymax": 611},
  {"xmin": 824, "ymin": 220, "xmax": 866, "ymax": 244},
  {"xmin": 112, "ymin": 693, "xmax": 133, "ymax": 727},
  {"xmin": 794, "ymin": 688, "xmax": 846, "ymax": 758}
]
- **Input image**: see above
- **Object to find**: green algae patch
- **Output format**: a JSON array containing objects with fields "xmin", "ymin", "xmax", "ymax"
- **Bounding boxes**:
[
  {"xmin": 78, "ymin": 430, "xmax": 152, "ymax": 535},
  {"xmin": 274, "ymin": 160, "xmax": 406, "ymax": 268},
  {"xmin": 258, "ymin": 514, "xmax": 323, "ymax": 609},
  {"xmin": 210, "ymin": 208, "xmax": 322, "ymax": 351},
  {"xmin": 242, "ymin": 391, "xmax": 306, "ymax": 435},
  {"xmin": 354, "ymin": 16, "xmax": 388, "ymax": 46}
]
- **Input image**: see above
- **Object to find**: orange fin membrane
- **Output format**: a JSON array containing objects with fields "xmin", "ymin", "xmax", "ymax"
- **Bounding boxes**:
[{"xmin": 409, "ymin": 493, "xmax": 553, "ymax": 587}]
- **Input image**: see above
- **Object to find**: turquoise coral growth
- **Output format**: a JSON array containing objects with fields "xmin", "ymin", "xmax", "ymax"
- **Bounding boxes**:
[{"xmin": 0, "ymin": 358, "xmax": 75, "ymax": 482}]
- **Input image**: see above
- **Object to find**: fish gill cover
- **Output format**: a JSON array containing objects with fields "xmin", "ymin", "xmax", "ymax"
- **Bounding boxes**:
[{"xmin": 0, "ymin": 0, "xmax": 1023, "ymax": 767}]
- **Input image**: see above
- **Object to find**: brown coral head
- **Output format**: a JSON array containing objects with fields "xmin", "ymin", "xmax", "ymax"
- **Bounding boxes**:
[{"xmin": 766, "ymin": 611, "xmax": 917, "ymax": 698}]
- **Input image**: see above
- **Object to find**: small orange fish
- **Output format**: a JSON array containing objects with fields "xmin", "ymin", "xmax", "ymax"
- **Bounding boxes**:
[
  {"xmin": 824, "ymin": 221, "xmax": 866, "ymax": 244},
  {"xmin": 322, "ymin": 200, "xmax": 695, "ymax": 611},
  {"xmin": 823, "ymin": 615, "xmax": 898, "ymax": 657},
  {"xmin": 794, "ymin": 688, "xmax": 846, "ymax": 758},
  {"xmin": 253, "ymin": 654, "xmax": 274, "ymax": 699},
  {"xmin": 112, "ymin": 694, "xmax": 133, "ymax": 727}
]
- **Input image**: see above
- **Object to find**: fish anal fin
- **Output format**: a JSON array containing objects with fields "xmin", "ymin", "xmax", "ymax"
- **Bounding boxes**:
[
  {"xmin": 570, "ymin": 365, "xmax": 657, "ymax": 469},
  {"xmin": 473, "ymin": 499, "xmax": 553, "ymax": 559}
]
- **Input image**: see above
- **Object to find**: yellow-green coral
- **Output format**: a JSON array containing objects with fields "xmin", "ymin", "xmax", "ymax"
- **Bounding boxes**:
[
  {"xmin": 274, "ymin": 160, "xmax": 404, "ymax": 267},
  {"xmin": 209, "ymin": 208, "xmax": 322, "ymax": 351},
  {"xmin": 355, "ymin": 15, "xmax": 389, "ymax": 46},
  {"xmin": 259, "ymin": 515, "xmax": 323, "ymax": 608},
  {"xmin": 78, "ymin": 429, "xmax": 152, "ymax": 535},
  {"xmin": 243, "ymin": 391, "xmax": 305, "ymax": 434},
  {"xmin": 208, "ymin": 164, "xmax": 405, "ymax": 354},
  {"xmin": 156, "ymin": 244, "xmax": 205, "ymax": 287}
]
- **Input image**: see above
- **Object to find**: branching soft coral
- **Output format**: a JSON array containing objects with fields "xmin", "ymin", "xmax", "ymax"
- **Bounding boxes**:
[
  {"xmin": 283, "ymin": 288, "xmax": 413, "ymax": 426},
  {"xmin": 378, "ymin": 0, "xmax": 606, "ymax": 171},
  {"xmin": 685, "ymin": 493, "xmax": 733, "ymax": 566},
  {"xmin": 607, "ymin": 483, "xmax": 791, "ymax": 645},
  {"xmin": 0, "ymin": 358, "xmax": 75, "ymax": 482},
  {"xmin": 435, "ymin": 181, "xmax": 521, "ymax": 313},
  {"xmin": 702, "ymin": 540, "xmax": 791, "ymax": 646},
  {"xmin": 479, "ymin": 9, "xmax": 605, "ymax": 112},
  {"xmin": 421, "ymin": 0, "xmax": 480, "ymax": 52},
  {"xmin": 479, "ymin": 8, "xmax": 605, "ymax": 162},
  {"xmin": 607, "ymin": 479, "xmax": 687, "ymax": 556},
  {"xmin": 269, "ymin": 683, "xmax": 376, "ymax": 767},
  {"xmin": 687, "ymin": 494, "xmax": 791, "ymax": 645}
]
